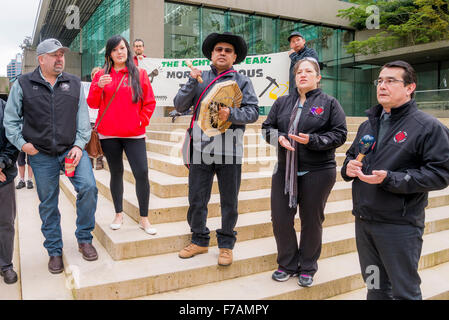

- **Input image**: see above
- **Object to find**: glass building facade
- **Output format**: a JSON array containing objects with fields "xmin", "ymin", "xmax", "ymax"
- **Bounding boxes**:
[
  {"xmin": 164, "ymin": 1, "xmax": 373, "ymax": 115},
  {"xmin": 70, "ymin": 0, "xmax": 130, "ymax": 80},
  {"xmin": 69, "ymin": 0, "xmax": 449, "ymax": 116}
]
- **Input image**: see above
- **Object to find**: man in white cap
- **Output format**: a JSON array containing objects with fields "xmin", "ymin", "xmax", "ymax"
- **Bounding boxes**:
[{"xmin": 4, "ymin": 38, "xmax": 98, "ymax": 274}]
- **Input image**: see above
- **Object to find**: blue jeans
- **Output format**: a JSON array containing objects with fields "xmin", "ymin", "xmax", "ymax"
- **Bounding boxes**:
[{"xmin": 29, "ymin": 149, "xmax": 98, "ymax": 256}]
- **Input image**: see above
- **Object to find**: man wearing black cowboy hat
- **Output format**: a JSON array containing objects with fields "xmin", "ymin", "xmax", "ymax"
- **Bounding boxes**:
[
  {"xmin": 174, "ymin": 32, "xmax": 259, "ymax": 266},
  {"xmin": 288, "ymin": 32, "xmax": 319, "ymax": 95}
]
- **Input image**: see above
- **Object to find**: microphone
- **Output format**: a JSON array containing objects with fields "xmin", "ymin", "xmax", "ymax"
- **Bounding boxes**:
[{"xmin": 356, "ymin": 135, "xmax": 375, "ymax": 162}]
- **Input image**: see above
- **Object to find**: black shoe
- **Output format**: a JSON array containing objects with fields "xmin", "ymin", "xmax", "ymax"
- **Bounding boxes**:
[
  {"xmin": 16, "ymin": 180, "xmax": 26, "ymax": 189},
  {"xmin": 48, "ymin": 256, "xmax": 64, "ymax": 274},
  {"xmin": 0, "ymin": 269, "xmax": 18, "ymax": 284},
  {"xmin": 298, "ymin": 274, "xmax": 313, "ymax": 287},
  {"xmin": 272, "ymin": 269, "xmax": 297, "ymax": 282},
  {"xmin": 26, "ymin": 180, "xmax": 34, "ymax": 189}
]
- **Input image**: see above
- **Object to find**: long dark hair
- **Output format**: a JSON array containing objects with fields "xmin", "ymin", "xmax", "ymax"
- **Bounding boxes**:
[{"xmin": 104, "ymin": 35, "xmax": 142, "ymax": 103}]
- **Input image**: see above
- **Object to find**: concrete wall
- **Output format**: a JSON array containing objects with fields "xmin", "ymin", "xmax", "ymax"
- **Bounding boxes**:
[
  {"xmin": 130, "ymin": 0, "xmax": 165, "ymax": 59},
  {"xmin": 22, "ymin": 48, "xmax": 82, "ymax": 77},
  {"xmin": 129, "ymin": 0, "xmax": 354, "ymax": 116},
  {"xmin": 130, "ymin": 0, "xmax": 354, "ymax": 60},
  {"xmin": 178, "ymin": 0, "xmax": 354, "ymax": 27}
]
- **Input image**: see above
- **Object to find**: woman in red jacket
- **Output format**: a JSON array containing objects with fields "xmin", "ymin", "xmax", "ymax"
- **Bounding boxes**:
[{"xmin": 87, "ymin": 35, "xmax": 157, "ymax": 235}]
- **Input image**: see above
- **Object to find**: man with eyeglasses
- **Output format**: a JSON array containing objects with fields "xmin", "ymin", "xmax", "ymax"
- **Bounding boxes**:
[
  {"xmin": 287, "ymin": 32, "xmax": 319, "ymax": 95},
  {"xmin": 342, "ymin": 60, "xmax": 449, "ymax": 299},
  {"xmin": 174, "ymin": 32, "xmax": 259, "ymax": 266},
  {"xmin": 133, "ymin": 39, "xmax": 147, "ymax": 66}
]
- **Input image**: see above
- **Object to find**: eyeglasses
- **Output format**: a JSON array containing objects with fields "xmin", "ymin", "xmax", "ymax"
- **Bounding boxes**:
[
  {"xmin": 374, "ymin": 78, "xmax": 405, "ymax": 86},
  {"xmin": 214, "ymin": 46, "xmax": 234, "ymax": 54}
]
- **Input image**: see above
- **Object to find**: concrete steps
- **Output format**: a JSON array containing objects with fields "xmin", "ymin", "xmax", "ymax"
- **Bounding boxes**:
[
  {"xmin": 146, "ymin": 130, "xmax": 358, "ymax": 144},
  {"xmin": 136, "ymin": 228, "xmax": 449, "ymax": 300},
  {"xmin": 145, "ymin": 138, "xmax": 277, "ymax": 158},
  {"xmin": 144, "ymin": 138, "xmax": 352, "ymax": 158},
  {"xmin": 105, "ymin": 160, "xmax": 347, "ymax": 198},
  {"xmin": 62, "ymin": 169, "xmax": 356, "ymax": 224},
  {"xmin": 147, "ymin": 122, "xmax": 363, "ymax": 132},
  {"xmin": 328, "ymin": 261, "xmax": 449, "ymax": 300},
  {"xmin": 48, "ymin": 115, "xmax": 449, "ymax": 300},
  {"xmin": 144, "ymin": 151, "xmax": 347, "ymax": 177},
  {"xmin": 56, "ymin": 208, "xmax": 449, "ymax": 300},
  {"xmin": 105, "ymin": 161, "xmax": 347, "ymax": 198},
  {"xmin": 61, "ymin": 177, "xmax": 362, "ymax": 260},
  {"xmin": 81, "ymin": 170, "xmax": 449, "ymax": 227},
  {"xmin": 59, "ymin": 172, "xmax": 449, "ymax": 300}
]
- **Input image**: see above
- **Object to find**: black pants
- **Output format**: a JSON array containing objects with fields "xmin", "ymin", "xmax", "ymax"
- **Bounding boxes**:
[
  {"xmin": 187, "ymin": 161, "xmax": 241, "ymax": 249},
  {"xmin": 355, "ymin": 217, "xmax": 423, "ymax": 300},
  {"xmin": 17, "ymin": 151, "xmax": 29, "ymax": 166},
  {"xmin": 0, "ymin": 181, "xmax": 16, "ymax": 272},
  {"xmin": 100, "ymin": 138, "xmax": 149, "ymax": 217},
  {"xmin": 271, "ymin": 167, "xmax": 336, "ymax": 276}
]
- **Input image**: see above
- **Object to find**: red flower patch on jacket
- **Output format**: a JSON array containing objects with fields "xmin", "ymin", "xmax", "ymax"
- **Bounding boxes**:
[{"xmin": 394, "ymin": 131, "xmax": 408, "ymax": 143}]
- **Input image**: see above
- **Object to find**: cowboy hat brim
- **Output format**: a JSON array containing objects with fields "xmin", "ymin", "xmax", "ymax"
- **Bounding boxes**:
[{"xmin": 202, "ymin": 32, "xmax": 248, "ymax": 65}]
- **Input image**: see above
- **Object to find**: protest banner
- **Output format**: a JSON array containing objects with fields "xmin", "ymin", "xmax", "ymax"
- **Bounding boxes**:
[{"xmin": 138, "ymin": 51, "xmax": 290, "ymax": 110}]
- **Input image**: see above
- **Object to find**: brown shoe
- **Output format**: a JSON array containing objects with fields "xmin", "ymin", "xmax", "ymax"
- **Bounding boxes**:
[
  {"xmin": 218, "ymin": 248, "xmax": 233, "ymax": 266},
  {"xmin": 178, "ymin": 243, "xmax": 208, "ymax": 259},
  {"xmin": 78, "ymin": 243, "xmax": 98, "ymax": 261},
  {"xmin": 48, "ymin": 256, "xmax": 64, "ymax": 274}
]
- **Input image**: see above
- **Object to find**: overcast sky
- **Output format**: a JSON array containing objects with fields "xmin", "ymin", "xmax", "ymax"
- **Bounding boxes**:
[{"xmin": 0, "ymin": 0, "xmax": 40, "ymax": 77}]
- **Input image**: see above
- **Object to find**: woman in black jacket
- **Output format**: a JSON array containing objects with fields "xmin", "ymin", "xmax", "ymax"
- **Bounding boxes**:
[{"xmin": 262, "ymin": 58, "xmax": 347, "ymax": 287}]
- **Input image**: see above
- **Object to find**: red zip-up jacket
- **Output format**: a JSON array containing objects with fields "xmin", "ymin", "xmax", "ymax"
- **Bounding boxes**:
[{"xmin": 87, "ymin": 66, "xmax": 155, "ymax": 137}]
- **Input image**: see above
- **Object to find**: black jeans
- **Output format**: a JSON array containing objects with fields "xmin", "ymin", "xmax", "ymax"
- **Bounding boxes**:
[
  {"xmin": 187, "ymin": 161, "xmax": 241, "ymax": 249},
  {"xmin": 355, "ymin": 217, "xmax": 424, "ymax": 300},
  {"xmin": 100, "ymin": 138, "xmax": 149, "ymax": 217},
  {"xmin": 271, "ymin": 167, "xmax": 336, "ymax": 276},
  {"xmin": 0, "ymin": 181, "xmax": 16, "ymax": 272}
]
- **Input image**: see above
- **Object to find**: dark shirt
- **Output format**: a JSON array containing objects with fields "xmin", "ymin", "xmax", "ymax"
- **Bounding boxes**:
[{"xmin": 288, "ymin": 45, "xmax": 319, "ymax": 96}]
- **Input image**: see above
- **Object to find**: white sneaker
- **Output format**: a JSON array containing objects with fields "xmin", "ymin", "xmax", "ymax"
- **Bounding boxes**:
[
  {"xmin": 110, "ymin": 218, "xmax": 123, "ymax": 230},
  {"xmin": 139, "ymin": 223, "xmax": 157, "ymax": 235}
]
